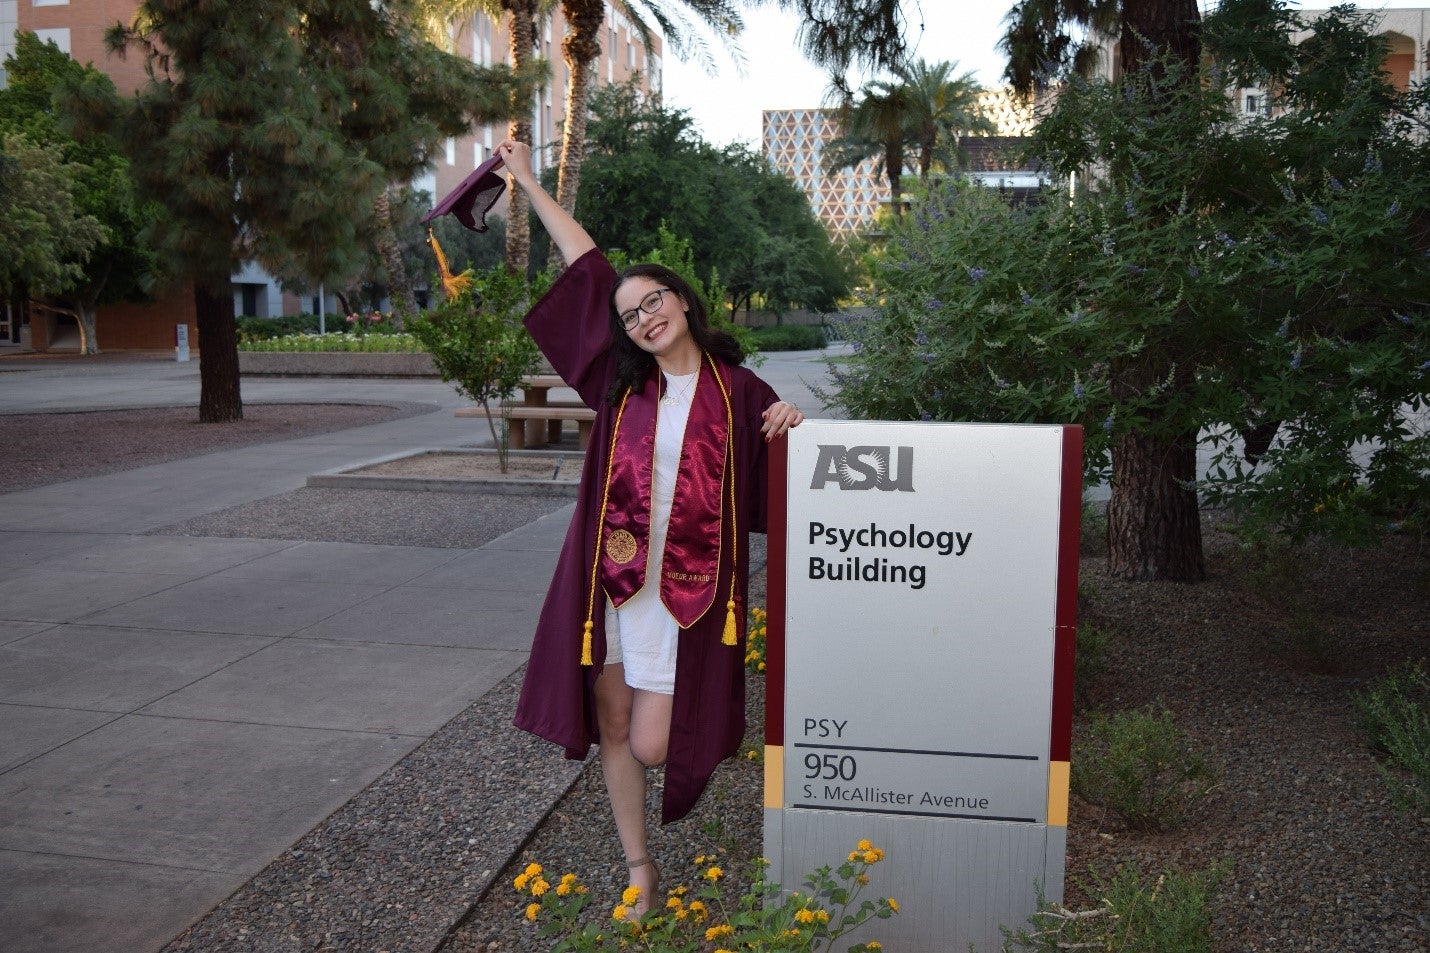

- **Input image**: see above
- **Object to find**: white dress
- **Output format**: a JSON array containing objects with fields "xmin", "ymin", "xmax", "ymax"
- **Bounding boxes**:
[{"xmin": 604, "ymin": 369, "xmax": 697, "ymax": 693}]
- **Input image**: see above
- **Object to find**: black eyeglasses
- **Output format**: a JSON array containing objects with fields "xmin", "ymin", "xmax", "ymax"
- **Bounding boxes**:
[{"xmin": 617, "ymin": 288, "xmax": 672, "ymax": 331}]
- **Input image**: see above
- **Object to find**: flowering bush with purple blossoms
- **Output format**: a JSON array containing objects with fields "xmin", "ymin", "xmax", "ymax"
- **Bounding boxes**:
[{"xmin": 823, "ymin": 3, "xmax": 1429, "ymax": 551}]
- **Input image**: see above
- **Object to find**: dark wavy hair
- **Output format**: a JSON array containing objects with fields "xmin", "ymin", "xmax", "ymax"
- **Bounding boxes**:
[{"xmin": 604, "ymin": 263, "xmax": 744, "ymax": 406}]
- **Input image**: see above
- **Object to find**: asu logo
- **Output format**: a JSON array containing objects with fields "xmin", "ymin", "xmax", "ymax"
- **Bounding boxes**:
[{"xmin": 809, "ymin": 445, "xmax": 915, "ymax": 491}]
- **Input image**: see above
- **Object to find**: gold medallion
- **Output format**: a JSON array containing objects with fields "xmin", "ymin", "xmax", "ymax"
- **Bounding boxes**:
[{"xmin": 605, "ymin": 528, "xmax": 638, "ymax": 565}]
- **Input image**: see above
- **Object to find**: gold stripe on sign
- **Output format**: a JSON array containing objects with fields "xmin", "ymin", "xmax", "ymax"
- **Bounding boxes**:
[
  {"xmin": 764, "ymin": 746, "xmax": 784, "ymax": 809},
  {"xmin": 1047, "ymin": 761, "xmax": 1070, "ymax": 827}
]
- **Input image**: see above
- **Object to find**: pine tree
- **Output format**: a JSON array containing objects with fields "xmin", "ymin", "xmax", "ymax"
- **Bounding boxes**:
[{"xmin": 104, "ymin": 1, "xmax": 383, "ymax": 421}]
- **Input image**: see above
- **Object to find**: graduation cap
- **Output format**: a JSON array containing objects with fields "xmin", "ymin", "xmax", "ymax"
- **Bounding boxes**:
[{"xmin": 422, "ymin": 154, "xmax": 507, "ymax": 232}]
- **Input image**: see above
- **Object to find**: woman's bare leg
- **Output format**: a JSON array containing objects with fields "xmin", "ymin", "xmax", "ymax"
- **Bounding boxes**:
[{"xmin": 595, "ymin": 665, "xmax": 668, "ymax": 915}]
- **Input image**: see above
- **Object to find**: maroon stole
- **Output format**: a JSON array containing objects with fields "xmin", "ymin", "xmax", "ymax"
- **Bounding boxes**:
[{"xmin": 580, "ymin": 352, "xmax": 740, "ymax": 665}]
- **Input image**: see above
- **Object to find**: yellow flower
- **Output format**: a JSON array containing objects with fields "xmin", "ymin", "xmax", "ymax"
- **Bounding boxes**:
[
  {"xmin": 704, "ymin": 865, "xmax": 724, "ymax": 881},
  {"xmin": 887, "ymin": 898, "xmax": 899, "ymax": 913},
  {"xmin": 705, "ymin": 924, "xmax": 734, "ymax": 941},
  {"xmin": 715, "ymin": 949, "xmax": 736, "ymax": 953},
  {"xmin": 669, "ymin": 885, "xmax": 689, "ymax": 897},
  {"xmin": 556, "ymin": 882, "xmax": 572, "ymax": 897},
  {"xmin": 862, "ymin": 850, "xmax": 881, "ymax": 864},
  {"xmin": 523, "ymin": 862, "xmax": 543, "ymax": 877},
  {"xmin": 612, "ymin": 904, "xmax": 631, "ymax": 922},
  {"xmin": 816, "ymin": 909, "xmax": 830, "ymax": 923},
  {"xmin": 622, "ymin": 885, "xmax": 642, "ymax": 906},
  {"xmin": 513, "ymin": 873, "xmax": 530, "ymax": 891},
  {"xmin": 687, "ymin": 900, "xmax": 708, "ymax": 920},
  {"xmin": 868, "ymin": 943, "xmax": 883, "ymax": 951},
  {"xmin": 666, "ymin": 896, "xmax": 684, "ymax": 910},
  {"xmin": 857, "ymin": 839, "xmax": 873, "ymax": 851},
  {"xmin": 795, "ymin": 909, "xmax": 816, "ymax": 924},
  {"xmin": 758, "ymin": 662, "xmax": 766, "ymax": 671},
  {"xmin": 857, "ymin": 874, "xmax": 870, "ymax": 885},
  {"xmin": 560, "ymin": 873, "xmax": 578, "ymax": 885},
  {"xmin": 847, "ymin": 851, "xmax": 861, "ymax": 863},
  {"xmin": 530, "ymin": 878, "xmax": 549, "ymax": 896},
  {"xmin": 524, "ymin": 902, "xmax": 540, "ymax": 922},
  {"xmin": 694, "ymin": 854, "xmax": 708, "ymax": 865}
]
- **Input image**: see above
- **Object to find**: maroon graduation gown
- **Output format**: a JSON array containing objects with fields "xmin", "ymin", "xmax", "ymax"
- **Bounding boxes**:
[{"xmin": 513, "ymin": 248, "xmax": 778, "ymax": 823}]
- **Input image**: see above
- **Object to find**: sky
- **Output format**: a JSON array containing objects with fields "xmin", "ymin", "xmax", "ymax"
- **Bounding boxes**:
[{"xmin": 661, "ymin": 1, "xmax": 1426, "ymax": 149}]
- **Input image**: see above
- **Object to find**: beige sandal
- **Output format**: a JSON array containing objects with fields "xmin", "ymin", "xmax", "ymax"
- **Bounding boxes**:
[{"xmin": 626, "ymin": 855, "xmax": 659, "ymax": 916}]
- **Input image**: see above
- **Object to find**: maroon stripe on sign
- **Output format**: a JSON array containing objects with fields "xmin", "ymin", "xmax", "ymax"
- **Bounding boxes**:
[
  {"xmin": 1050, "ymin": 425, "xmax": 1084, "ymax": 763},
  {"xmin": 765, "ymin": 437, "xmax": 788, "ymax": 747}
]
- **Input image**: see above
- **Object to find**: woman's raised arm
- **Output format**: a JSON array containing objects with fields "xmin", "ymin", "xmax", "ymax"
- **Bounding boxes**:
[{"xmin": 498, "ymin": 139, "xmax": 597, "ymax": 264}]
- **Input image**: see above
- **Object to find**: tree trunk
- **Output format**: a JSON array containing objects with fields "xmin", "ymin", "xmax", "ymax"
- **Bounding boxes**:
[
  {"xmin": 76, "ymin": 303, "xmax": 99, "ymax": 355},
  {"xmin": 1107, "ymin": 427, "xmax": 1204, "ymax": 581},
  {"xmin": 194, "ymin": 279, "xmax": 243, "ymax": 423},
  {"xmin": 885, "ymin": 141, "xmax": 904, "ymax": 218},
  {"xmin": 503, "ymin": 0, "xmax": 539, "ymax": 275},
  {"xmin": 373, "ymin": 185, "xmax": 416, "ymax": 330},
  {"xmin": 547, "ymin": 0, "xmax": 604, "ymax": 273}
]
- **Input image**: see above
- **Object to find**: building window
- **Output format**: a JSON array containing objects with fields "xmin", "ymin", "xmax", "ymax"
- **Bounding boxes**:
[
  {"xmin": 33, "ymin": 27, "xmax": 70, "ymax": 53},
  {"xmin": 237, "ymin": 284, "xmax": 263, "ymax": 318},
  {"xmin": 32, "ymin": 0, "xmax": 70, "ymax": 6},
  {"xmin": 472, "ymin": 14, "xmax": 491, "ymax": 66},
  {"xmin": 445, "ymin": 137, "xmax": 456, "ymax": 165}
]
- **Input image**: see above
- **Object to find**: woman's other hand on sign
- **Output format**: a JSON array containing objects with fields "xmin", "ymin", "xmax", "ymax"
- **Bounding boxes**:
[{"xmin": 761, "ymin": 401, "xmax": 803, "ymax": 441}]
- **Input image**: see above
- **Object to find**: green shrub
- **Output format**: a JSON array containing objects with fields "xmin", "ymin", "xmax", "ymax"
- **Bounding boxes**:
[
  {"xmin": 1001, "ymin": 863, "xmax": 1223, "ymax": 953},
  {"xmin": 748, "ymin": 324, "xmax": 828, "ymax": 351},
  {"xmin": 409, "ymin": 266, "xmax": 549, "ymax": 471},
  {"xmin": 237, "ymin": 314, "xmax": 328, "ymax": 342},
  {"xmin": 1352, "ymin": 660, "xmax": 1430, "ymax": 814},
  {"xmin": 237, "ymin": 332, "xmax": 423, "ymax": 352},
  {"xmin": 1074, "ymin": 622, "xmax": 1115, "ymax": 708},
  {"xmin": 1072, "ymin": 702, "xmax": 1218, "ymax": 830},
  {"xmin": 1080, "ymin": 499, "xmax": 1108, "ymax": 556}
]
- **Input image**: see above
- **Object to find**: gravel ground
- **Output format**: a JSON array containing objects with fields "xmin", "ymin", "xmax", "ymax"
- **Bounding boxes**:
[
  {"xmin": 438, "ymin": 527, "xmax": 1428, "ymax": 953},
  {"xmin": 0, "ymin": 402, "xmax": 432, "ymax": 493},
  {"xmin": 151, "ymin": 486, "xmax": 571, "ymax": 549},
  {"xmin": 9, "ymin": 403, "xmax": 1427, "ymax": 951}
]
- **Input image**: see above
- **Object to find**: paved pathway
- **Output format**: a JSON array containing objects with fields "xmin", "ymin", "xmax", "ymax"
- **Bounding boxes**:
[{"xmin": 0, "ymin": 350, "xmax": 838, "ymax": 953}]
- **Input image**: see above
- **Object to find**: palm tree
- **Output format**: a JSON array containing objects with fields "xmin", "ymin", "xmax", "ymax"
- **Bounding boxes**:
[
  {"xmin": 825, "ymin": 78, "xmax": 912, "ymax": 218},
  {"xmin": 895, "ymin": 59, "xmax": 995, "ymax": 181},
  {"xmin": 825, "ymin": 59, "xmax": 992, "ymax": 218},
  {"xmin": 546, "ymin": 0, "xmax": 744, "ymax": 270},
  {"xmin": 421, "ymin": 0, "xmax": 556, "ymax": 274}
]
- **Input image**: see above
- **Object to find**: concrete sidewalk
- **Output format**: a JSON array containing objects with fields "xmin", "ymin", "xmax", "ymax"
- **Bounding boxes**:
[{"xmin": 0, "ymin": 351, "xmax": 838, "ymax": 953}]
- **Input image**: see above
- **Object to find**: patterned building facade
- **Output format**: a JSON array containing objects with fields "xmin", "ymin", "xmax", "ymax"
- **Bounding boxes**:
[
  {"xmin": 762, "ymin": 88, "xmax": 1039, "ymax": 239},
  {"xmin": 0, "ymin": 2, "xmax": 660, "ymax": 350}
]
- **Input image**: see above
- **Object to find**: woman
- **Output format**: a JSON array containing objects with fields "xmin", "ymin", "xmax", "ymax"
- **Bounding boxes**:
[{"xmin": 500, "ymin": 140, "xmax": 802, "ymax": 915}]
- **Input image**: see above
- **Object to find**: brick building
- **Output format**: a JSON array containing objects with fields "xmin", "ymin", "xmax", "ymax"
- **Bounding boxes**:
[{"xmin": 0, "ymin": 2, "xmax": 660, "ymax": 351}]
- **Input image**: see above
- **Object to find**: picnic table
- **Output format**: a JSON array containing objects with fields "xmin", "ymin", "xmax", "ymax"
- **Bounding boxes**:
[{"xmin": 454, "ymin": 373, "xmax": 595, "ymax": 449}]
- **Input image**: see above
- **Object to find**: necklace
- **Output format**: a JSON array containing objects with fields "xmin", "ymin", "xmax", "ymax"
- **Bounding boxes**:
[{"xmin": 661, "ymin": 370, "xmax": 698, "ymax": 406}]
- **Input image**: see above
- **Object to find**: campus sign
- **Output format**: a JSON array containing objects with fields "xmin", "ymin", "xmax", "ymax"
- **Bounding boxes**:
[{"xmin": 764, "ymin": 420, "xmax": 1082, "ymax": 952}]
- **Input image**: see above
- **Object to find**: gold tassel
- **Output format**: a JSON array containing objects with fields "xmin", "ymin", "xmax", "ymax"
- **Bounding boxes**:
[
  {"xmin": 427, "ymin": 228, "xmax": 473, "ymax": 300},
  {"xmin": 710, "ymin": 351, "xmax": 741, "ymax": 652},
  {"xmin": 581, "ymin": 391, "xmax": 631, "ymax": 667}
]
